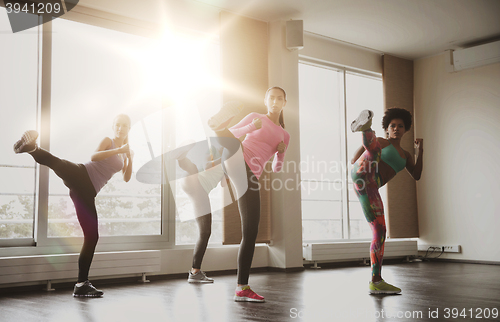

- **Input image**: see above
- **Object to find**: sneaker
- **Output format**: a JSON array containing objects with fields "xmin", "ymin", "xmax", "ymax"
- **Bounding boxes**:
[
  {"xmin": 234, "ymin": 286, "xmax": 265, "ymax": 302},
  {"xmin": 73, "ymin": 280, "xmax": 104, "ymax": 297},
  {"xmin": 350, "ymin": 110, "xmax": 373, "ymax": 132},
  {"xmin": 208, "ymin": 101, "xmax": 244, "ymax": 131},
  {"xmin": 369, "ymin": 280, "xmax": 401, "ymax": 295},
  {"xmin": 188, "ymin": 270, "xmax": 214, "ymax": 283},
  {"xmin": 13, "ymin": 130, "xmax": 39, "ymax": 154}
]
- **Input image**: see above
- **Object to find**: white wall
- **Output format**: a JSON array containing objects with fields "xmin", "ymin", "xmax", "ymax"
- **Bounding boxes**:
[
  {"xmin": 414, "ymin": 54, "xmax": 500, "ymax": 262},
  {"xmin": 267, "ymin": 20, "xmax": 304, "ymax": 269}
]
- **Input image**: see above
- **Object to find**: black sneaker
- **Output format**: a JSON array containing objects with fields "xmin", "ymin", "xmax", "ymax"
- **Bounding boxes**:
[{"xmin": 73, "ymin": 280, "xmax": 104, "ymax": 298}]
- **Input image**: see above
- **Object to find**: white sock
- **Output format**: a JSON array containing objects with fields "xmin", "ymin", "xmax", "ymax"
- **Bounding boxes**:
[
  {"xmin": 76, "ymin": 282, "xmax": 85, "ymax": 287},
  {"xmin": 236, "ymin": 285, "xmax": 248, "ymax": 291}
]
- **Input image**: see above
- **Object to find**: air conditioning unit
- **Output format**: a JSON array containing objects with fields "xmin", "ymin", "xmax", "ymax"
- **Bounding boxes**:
[{"xmin": 448, "ymin": 40, "xmax": 500, "ymax": 72}]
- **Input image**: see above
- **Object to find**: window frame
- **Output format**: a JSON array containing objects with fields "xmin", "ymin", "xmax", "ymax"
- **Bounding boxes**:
[
  {"xmin": 299, "ymin": 56, "xmax": 384, "ymax": 242},
  {"xmin": 0, "ymin": 8, "xmax": 41, "ymax": 247},
  {"xmin": 0, "ymin": 7, "xmax": 183, "ymax": 251}
]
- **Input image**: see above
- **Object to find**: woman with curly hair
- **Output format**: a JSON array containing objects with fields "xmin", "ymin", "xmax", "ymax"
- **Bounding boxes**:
[{"xmin": 350, "ymin": 108, "xmax": 423, "ymax": 294}]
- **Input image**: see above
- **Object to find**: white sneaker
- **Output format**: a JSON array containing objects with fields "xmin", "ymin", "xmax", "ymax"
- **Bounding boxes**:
[
  {"xmin": 188, "ymin": 271, "xmax": 214, "ymax": 283},
  {"xmin": 350, "ymin": 110, "xmax": 373, "ymax": 132},
  {"xmin": 208, "ymin": 101, "xmax": 244, "ymax": 131}
]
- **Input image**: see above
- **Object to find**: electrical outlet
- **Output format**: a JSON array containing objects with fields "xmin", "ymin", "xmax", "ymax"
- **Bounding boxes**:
[
  {"xmin": 418, "ymin": 244, "xmax": 461, "ymax": 253},
  {"xmin": 442, "ymin": 245, "xmax": 461, "ymax": 253}
]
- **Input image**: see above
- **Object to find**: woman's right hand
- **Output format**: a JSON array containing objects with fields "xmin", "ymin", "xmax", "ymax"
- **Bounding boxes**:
[
  {"xmin": 119, "ymin": 143, "xmax": 130, "ymax": 154},
  {"xmin": 253, "ymin": 118, "xmax": 262, "ymax": 129}
]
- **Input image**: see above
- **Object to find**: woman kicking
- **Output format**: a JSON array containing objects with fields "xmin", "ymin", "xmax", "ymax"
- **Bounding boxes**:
[
  {"xmin": 14, "ymin": 114, "xmax": 133, "ymax": 297},
  {"xmin": 350, "ymin": 108, "xmax": 423, "ymax": 294},
  {"xmin": 208, "ymin": 87, "xmax": 290, "ymax": 302},
  {"xmin": 172, "ymin": 143, "xmax": 225, "ymax": 283}
]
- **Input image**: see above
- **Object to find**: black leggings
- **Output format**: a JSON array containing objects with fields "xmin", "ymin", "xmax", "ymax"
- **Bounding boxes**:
[
  {"xmin": 192, "ymin": 214, "xmax": 212, "ymax": 269},
  {"xmin": 236, "ymin": 163, "xmax": 260, "ymax": 285},
  {"xmin": 30, "ymin": 148, "xmax": 98, "ymax": 283},
  {"xmin": 176, "ymin": 156, "xmax": 214, "ymax": 270},
  {"xmin": 213, "ymin": 131, "xmax": 261, "ymax": 284}
]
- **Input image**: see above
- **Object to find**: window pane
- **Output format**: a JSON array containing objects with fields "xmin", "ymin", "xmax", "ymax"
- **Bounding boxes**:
[
  {"xmin": 299, "ymin": 63, "xmax": 384, "ymax": 241},
  {"xmin": 299, "ymin": 63, "xmax": 344, "ymax": 241},
  {"xmin": 48, "ymin": 18, "xmax": 162, "ymax": 237},
  {"xmin": 172, "ymin": 39, "xmax": 222, "ymax": 245},
  {"xmin": 0, "ymin": 7, "xmax": 38, "ymax": 240},
  {"xmin": 346, "ymin": 72, "xmax": 386, "ymax": 239},
  {"xmin": 302, "ymin": 201, "xmax": 342, "ymax": 240},
  {"xmin": 301, "ymin": 182, "xmax": 343, "ymax": 240}
]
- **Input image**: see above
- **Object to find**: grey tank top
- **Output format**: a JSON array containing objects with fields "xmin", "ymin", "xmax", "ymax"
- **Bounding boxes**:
[{"xmin": 84, "ymin": 139, "xmax": 124, "ymax": 194}]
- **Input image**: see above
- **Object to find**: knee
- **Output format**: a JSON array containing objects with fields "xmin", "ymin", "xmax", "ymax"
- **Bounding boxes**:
[
  {"xmin": 241, "ymin": 226, "xmax": 258, "ymax": 243},
  {"xmin": 371, "ymin": 221, "xmax": 386, "ymax": 239},
  {"xmin": 84, "ymin": 230, "xmax": 99, "ymax": 246},
  {"xmin": 199, "ymin": 227, "xmax": 211, "ymax": 242}
]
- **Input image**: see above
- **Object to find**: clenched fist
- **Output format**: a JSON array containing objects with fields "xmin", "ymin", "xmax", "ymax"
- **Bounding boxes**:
[
  {"xmin": 277, "ymin": 141, "xmax": 287, "ymax": 154},
  {"xmin": 253, "ymin": 118, "xmax": 262, "ymax": 129}
]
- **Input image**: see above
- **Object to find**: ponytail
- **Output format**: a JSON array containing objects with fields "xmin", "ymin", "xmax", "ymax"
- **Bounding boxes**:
[{"xmin": 279, "ymin": 110, "xmax": 285, "ymax": 129}]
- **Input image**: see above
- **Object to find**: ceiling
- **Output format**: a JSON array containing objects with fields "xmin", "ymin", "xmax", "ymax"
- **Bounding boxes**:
[{"xmin": 193, "ymin": 0, "xmax": 500, "ymax": 60}]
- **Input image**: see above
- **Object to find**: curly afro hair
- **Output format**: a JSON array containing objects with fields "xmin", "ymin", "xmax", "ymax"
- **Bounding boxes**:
[{"xmin": 382, "ymin": 107, "xmax": 412, "ymax": 131}]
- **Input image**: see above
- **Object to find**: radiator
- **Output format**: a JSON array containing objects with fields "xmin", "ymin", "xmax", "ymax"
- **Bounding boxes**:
[
  {"xmin": 303, "ymin": 240, "xmax": 417, "ymax": 263},
  {"xmin": 0, "ymin": 250, "xmax": 161, "ymax": 286}
]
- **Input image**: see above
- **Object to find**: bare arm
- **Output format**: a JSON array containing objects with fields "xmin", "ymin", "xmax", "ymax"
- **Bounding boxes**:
[
  {"xmin": 91, "ymin": 137, "xmax": 133, "ymax": 182},
  {"xmin": 405, "ymin": 138, "xmax": 423, "ymax": 180},
  {"xmin": 90, "ymin": 137, "xmax": 128, "ymax": 162},
  {"xmin": 204, "ymin": 146, "xmax": 225, "ymax": 170},
  {"xmin": 351, "ymin": 145, "xmax": 366, "ymax": 164},
  {"xmin": 122, "ymin": 149, "xmax": 134, "ymax": 182}
]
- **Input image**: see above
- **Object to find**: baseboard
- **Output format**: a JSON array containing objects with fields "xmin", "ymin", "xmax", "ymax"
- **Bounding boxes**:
[{"xmin": 428, "ymin": 258, "xmax": 500, "ymax": 266}]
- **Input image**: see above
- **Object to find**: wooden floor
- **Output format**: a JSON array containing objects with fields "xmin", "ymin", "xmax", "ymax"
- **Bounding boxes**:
[{"xmin": 0, "ymin": 261, "xmax": 499, "ymax": 322}]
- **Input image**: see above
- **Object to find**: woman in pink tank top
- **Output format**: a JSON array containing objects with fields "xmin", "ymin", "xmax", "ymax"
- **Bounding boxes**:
[{"xmin": 14, "ymin": 114, "xmax": 133, "ymax": 297}]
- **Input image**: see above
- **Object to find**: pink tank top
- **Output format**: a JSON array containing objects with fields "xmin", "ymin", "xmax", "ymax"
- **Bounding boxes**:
[{"xmin": 84, "ymin": 139, "xmax": 124, "ymax": 194}]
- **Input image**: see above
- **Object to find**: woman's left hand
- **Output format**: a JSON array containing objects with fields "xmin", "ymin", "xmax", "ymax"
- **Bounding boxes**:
[
  {"xmin": 277, "ymin": 141, "xmax": 287, "ymax": 154},
  {"xmin": 126, "ymin": 149, "xmax": 134, "ymax": 161},
  {"xmin": 414, "ymin": 138, "xmax": 423, "ymax": 152}
]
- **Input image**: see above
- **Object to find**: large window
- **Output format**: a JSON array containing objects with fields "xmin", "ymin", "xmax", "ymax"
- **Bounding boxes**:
[
  {"xmin": 1, "ymin": 9, "xmax": 222, "ymax": 248},
  {"xmin": 48, "ymin": 18, "xmax": 163, "ymax": 238},
  {"xmin": 299, "ymin": 61, "xmax": 386, "ymax": 241},
  {"xmin": 169, "ymin": 41, "xmax": 223, "ymax": 245},
  {"xmin": 0, "ymin": 7, "xmax": 38, "ymax": 243}
]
